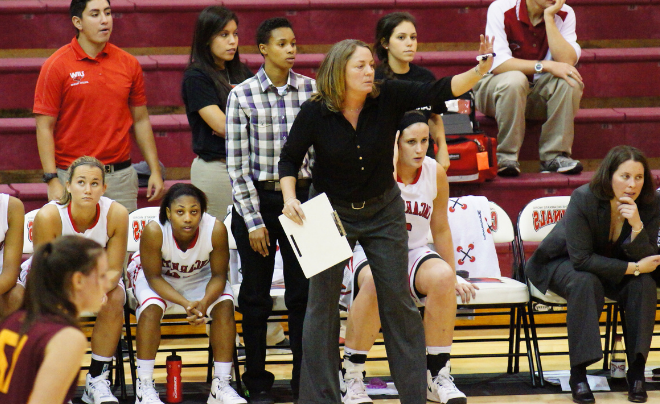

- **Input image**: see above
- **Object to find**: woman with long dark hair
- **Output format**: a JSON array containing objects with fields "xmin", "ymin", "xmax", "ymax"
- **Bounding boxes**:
[
  {"xmin": 374, "ymin": 12, "xmax": 451, "ymax": 170},
  {"xmin": 182, "ymin": 6, "xmax": 252, "ymax": 218},
  {"xmin": 279, "ymin": 37, "xmax": 493, "ymax": 404},
  {"xmin": 526, "ymin": 145, "xmax": 660, "ymax": 404},
  {"xmin": 0, "ymin": 236, "xmax": 111, "ymax": 404}
]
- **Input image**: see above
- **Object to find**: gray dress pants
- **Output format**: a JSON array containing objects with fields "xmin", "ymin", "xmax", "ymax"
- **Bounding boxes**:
[
  {"xmin": 299, "ymin": 185, "xmax": 426, "ymax": 404},
  {"xmin": 548, "ymin": 259, "xmax": 657, "ymax": 367}
]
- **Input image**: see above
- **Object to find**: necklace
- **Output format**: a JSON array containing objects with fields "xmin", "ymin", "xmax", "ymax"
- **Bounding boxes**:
[{"xmin": 342, "ymin": 107, "xmax": 363, "ymax": 113}]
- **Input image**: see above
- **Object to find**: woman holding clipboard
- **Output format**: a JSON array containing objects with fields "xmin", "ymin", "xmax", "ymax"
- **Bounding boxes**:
[{"xmin": 278, "ymin": 37, "xmax": 493, "ymax": 403}]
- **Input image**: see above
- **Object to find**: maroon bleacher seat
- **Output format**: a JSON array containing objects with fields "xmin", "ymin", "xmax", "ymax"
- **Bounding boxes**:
[
  {"xmin": 3, "ymin": 0, "xmax": 658, "ymax": 50},
  {"xmin": 9, "ymin": 183, "xmax": 47, "ymax": 212},
  {"xmin": 0, "ymin": 184, "xmax": 17, "ymax": 197},
  {"xmin": 1, "ymin": 107, "xmax": 658, "ymax": 173},
  {"xmin": 4, "ymin": 49, "xmax": 659, "ymax": 109},
  {"xmin": 0, "ymin": 118, "xmax": 41, "ymax": 171}
]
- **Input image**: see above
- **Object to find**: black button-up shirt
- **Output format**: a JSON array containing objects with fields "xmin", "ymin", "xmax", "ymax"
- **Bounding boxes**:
[{"xmin": 279, "ymin": 77, "xmax": 454, "ymax": 203}]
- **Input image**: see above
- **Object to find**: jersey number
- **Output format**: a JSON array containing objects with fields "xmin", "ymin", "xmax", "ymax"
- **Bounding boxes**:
[{"xmin": 0, "ymin": 329, "xmax": 28, "ymax": 393}]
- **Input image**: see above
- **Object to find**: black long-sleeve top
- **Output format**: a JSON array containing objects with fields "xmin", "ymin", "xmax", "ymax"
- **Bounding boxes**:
[
  {"xmin": 525, "ymin": 185, "xmax": 660, "ymax": 293},
  {"xmin": 278, "ymin": 77, "xmax": 454, "ymax": 202}
]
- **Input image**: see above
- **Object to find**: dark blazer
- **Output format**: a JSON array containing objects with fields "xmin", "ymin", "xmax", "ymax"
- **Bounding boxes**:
[{"xmin": 526, "ymin": 184, "xmax": 660, "ymax": 294}]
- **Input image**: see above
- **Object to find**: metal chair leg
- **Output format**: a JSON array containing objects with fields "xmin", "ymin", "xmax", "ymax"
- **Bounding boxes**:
[
  {"xmin": 507, "ymin": 307, "xmax": 516, "ymax": 373},
  {"xmin": 114, "ymin": 339, "xmax": 127, "ymax": 400},
  {"xmin": 207, "ymin": 345, "xmax": 213, "ymax": 384},
  {"xmin": 603, "ymin": 304, "xmax": 613, "ymax": 370},
  {"xmin": 521, "ymin": 304, "xmax": 536, "ymax": 387},
  {"xmin": 232, "ymin": 344, "xmax": 244, "ymax": 396},
  {"xmin": 514, "ymin": 307, "xmax": 522, "ymax": 373},
  {"xmin": 528, "ymin": 301, "xmax": 544, "ymax": 387},
  {"xmin": 124, "ymin": 307, "xmax": 137, "ymax": 397}
]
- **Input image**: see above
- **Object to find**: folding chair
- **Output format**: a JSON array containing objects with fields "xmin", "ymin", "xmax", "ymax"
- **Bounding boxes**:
[
  {"xmin": 122, "ymin": 207, "xmax": 241, "ymax": 395},
  {"xmin": 434, "ymin": 200, "xmax": 536, "ymax": 385},
  {"xmin": 517, "ymin": 196, "xmax": 617, "ymax": 387},
  {"xmin": 21, "ymin": 209, "xmax": 39, "ymax": 254}
]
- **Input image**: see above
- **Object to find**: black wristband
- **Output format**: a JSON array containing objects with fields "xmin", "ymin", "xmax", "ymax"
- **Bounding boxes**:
[{"xmin": 42, "ymin": 172, "xmax": 58, "ymax": 183}]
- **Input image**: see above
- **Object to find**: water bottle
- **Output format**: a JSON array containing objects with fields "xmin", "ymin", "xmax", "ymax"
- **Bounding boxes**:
[
  {"xmin": 166, "ymin": 354, "xmax": 182, "ymax": 403},
  {"xmin": 610, "ymin": 335, "xmax": 626, "ymax": 379}
]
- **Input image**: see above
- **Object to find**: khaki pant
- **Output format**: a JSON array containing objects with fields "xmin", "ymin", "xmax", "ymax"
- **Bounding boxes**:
[
  {"xmin": 57, "ymin": 166, "xmax": 138, "ymax": 212},
  {"xmin": 474, "ymin": 71, "xmax": 583, "ymax": 162},
  {"xmin": 191, "ymin": 157, "xmax": 232, "ymax": 219}
]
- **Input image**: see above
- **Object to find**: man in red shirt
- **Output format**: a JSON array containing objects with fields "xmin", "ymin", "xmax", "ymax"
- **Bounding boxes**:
[
  {"xmin": 32, "ymin": 1, "xmax": 164, "ymax": 403},
  {"xmin": 34, "ymin": 0, "xmax": 164, "ymax": 212},
  {"xmin": 474, "ymin": 0, "xmax": 585, "ymax": 177}
]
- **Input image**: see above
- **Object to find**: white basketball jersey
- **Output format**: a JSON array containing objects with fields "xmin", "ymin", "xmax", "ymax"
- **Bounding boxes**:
[
  {"xmin": 0, "ymin": 193, "xmax": 10, "ymax": 273},
  {"xmin": 398, "ymin": 156, "xmax": 437, "ymax": 250},
  {"xmin": 158, "ymin": 213, "xmax": 216, "ymax": 279},
  {"xmin": 56, "ymin": 196, "xmax": 112, "ymax": 247},
  {"xmin": 20, "ymin": 196, "xmax": 113, "ymax": 273}
]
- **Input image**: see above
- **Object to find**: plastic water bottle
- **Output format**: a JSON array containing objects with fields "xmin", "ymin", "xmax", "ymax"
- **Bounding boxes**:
[
  {"xmin": 166, "ymin": 354, "xmax": 182, "ymax": 403},
  {"xmin": 610, "ymin": 335, "xmax": 626, "ymax": 379}
]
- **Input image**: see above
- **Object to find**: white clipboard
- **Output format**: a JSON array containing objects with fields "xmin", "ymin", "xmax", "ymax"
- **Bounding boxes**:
[{"xmin": 279, "ymin": 193, "xmax": 353, "ymax": 278}]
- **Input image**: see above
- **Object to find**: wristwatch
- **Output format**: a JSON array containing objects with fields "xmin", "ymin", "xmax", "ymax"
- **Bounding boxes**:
[
  {"xmin": 42, "ymin": 172, "xmax": 58, "ymax": 183},
  {"xmin": 634, "ymin": 262, "xmax": 640, "ymax": 276},
  {"xmin": 534, "ymin": 62, "xmax": 544, "ymax": 74}
]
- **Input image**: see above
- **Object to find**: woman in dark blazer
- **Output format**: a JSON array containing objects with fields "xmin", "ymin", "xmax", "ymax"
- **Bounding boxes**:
[{"xmin": 526, "ymin": 145, "xmax": 660, "ymax": 404}]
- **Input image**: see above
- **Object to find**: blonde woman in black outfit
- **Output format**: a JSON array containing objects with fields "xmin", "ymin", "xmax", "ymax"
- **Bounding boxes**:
[
  {"xmin": 374, "ymin": 12, "xmax": 450, "ymax": 171},
  {"xmin": 279, "ymin": 37, "xmax": 493, "ymax": 404},
  {"xmin": 182, "ymin": 6, "xmax": 252, "ymax": 218}
]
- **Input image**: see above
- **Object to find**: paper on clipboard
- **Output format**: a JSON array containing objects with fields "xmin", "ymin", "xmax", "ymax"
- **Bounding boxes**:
[{"xmin": 279, "ymin": 193, "xmax": 353, "ymax": 278}]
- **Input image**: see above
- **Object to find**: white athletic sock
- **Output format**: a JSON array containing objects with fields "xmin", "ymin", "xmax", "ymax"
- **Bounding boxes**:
[
  {"xmin": 137, "ymin": 359, "xmax": 155, "ymax": 381},
  {"xmin": 91, "ymin": 353, "xmax": 114, "ymax": 362},
  {"xmin": 214, "ymin": 362, "xmax": 233, "ymax": 379},
  {"xmin": 427, "ymin": 345, "xmax": 452, "ymax": 355},
  {"xmin": 344, "ymin": 347, "xmax": 369, "ymax": 361}
]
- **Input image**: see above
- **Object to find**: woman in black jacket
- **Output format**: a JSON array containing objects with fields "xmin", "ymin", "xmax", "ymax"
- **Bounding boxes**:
[{"xmin": 526, "ymin": 145, "xmax": 660, "ymax": 404}]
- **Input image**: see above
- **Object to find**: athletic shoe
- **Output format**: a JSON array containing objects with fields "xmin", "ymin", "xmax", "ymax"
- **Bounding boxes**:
[
  {"xmin": 266, "ymin": 338, "xmax": 292, "ymax": 355},
  {"xmin": 341, "ymin": 372, "xmax": 372, "ymax": 404},
  {"xmin": 540, "ymin": 154, "xmax": 583, "ymax": 175},
  {"xmin": 427, "ymin": 363, "xmax": 467, "ymax": 404},
  {"xmin": 207, "ymin": 375, "xmax": 247, "ymax": 404},
  {"xmin": 135, "ymin": 378, "xmax": 164, "ymax": 404},
  {"xmin": 497, "ymin": 160, "xmax": 520, "ymax": 177},
  {"xmin": 82, "ymin": 371, "xmax": 118, "ymax": 404}
]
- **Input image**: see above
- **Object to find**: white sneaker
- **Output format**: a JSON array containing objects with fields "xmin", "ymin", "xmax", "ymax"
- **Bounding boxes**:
[
  {"xmin": 135, "ymin": 378, "xmax": 164, "ymax": 404},
  {"xmin": 82, "ymin": 372, "xmax": 118, "ymax": 404},
  {"xmin": 207, "ymin": 375, "xmax": 247, "ymax": 404},
  {"xmin": 341, "ymin": 372, "xmax": 372, "ymax": 404},
  {"xmin": 427, "ymin": 362, "xmax": 467, "ymax": 404}
]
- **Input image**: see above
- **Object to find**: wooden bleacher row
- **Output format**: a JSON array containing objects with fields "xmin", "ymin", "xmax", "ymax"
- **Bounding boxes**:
[
  {"xmin": 2, "ymin": 48, "xmax": 660, "ymax": 110},
  {"xmin": 1, "ymin": 0, "xmax": 659, "ymax": 50}
]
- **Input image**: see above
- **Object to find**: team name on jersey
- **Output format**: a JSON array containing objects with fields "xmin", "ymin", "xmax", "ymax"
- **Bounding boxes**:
[
  {"xmin": 532, "ymin": 208, "xmax": 566, "ymax": 231},
  {"xmin": 161, "ymin": 259, "xmax": 209, "ymax": 274},
  {"xmin": 404, "ymin": 200, "xmax": 432, "ymax": 220}
]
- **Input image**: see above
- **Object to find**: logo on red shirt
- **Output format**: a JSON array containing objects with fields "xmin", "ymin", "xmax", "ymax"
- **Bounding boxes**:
[{"xmin": 69, "ymin": 71, "xmax": 88, "ymax": 86}]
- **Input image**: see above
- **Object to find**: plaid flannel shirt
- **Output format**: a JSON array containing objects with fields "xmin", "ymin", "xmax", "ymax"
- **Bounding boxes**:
[{"xmin": 226, "ymin": 67, "xmax": 316, "ymax": 232}]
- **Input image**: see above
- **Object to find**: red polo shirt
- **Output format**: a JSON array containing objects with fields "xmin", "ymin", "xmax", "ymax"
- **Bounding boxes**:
[{"xmin": 34, "ymin": 38, "xmax": 147, "ymax": 168}]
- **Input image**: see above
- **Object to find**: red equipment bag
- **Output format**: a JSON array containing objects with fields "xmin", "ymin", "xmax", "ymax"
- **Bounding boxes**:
[{"xmin": 445, "ymin": 134, "xmax": 497, "ymax": 183}]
